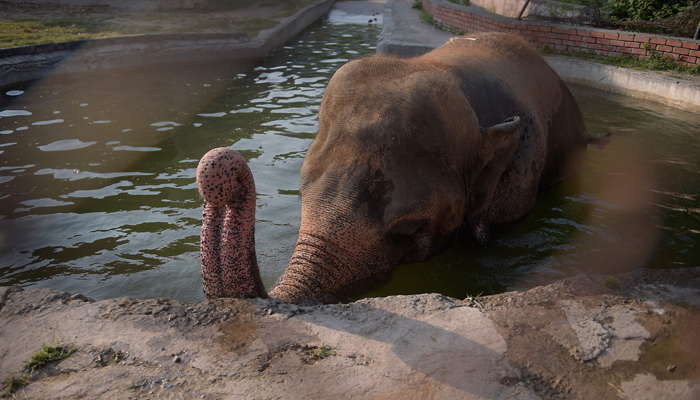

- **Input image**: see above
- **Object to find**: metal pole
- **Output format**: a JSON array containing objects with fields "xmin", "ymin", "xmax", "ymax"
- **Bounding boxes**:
[{"xmin": 517, "ymin": 0, "xmax": 531, "ymax": 20}]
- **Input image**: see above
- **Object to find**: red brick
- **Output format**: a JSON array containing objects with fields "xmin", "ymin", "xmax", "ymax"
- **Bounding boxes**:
[
  {"xmin": 574, "ymin": 41, "xmax": 584, "ymax": 48},
  {"xmin": 539, "ymin": 26, "xmax": 552, "ymax": 32},
  {"xmin": 595, "ymin": 50, "xmax": 609, "ymax": 56},
  {"xmin": 673, "ymin": 47, "xmax": 690, "ymax": 55},
  {"xmin": 583, "ymin": 37, "xmax": 596, "ymax": 44},
  {"xmin": 533, "ymin": 31, "xmax": 545, "ymax": 37},
  {"xmin": 602, "ymin": 45, "xmax": 616, "ymax": 51},
  {"xmin": 656, "ymin": 45, "xmax": 672, "ymax": 52},
  {"xmin": 631, "ymin": 48, "xmax": 647, "ymax": 55},
  {"xmin": 610, "ymin": 40, "xmax": 624, "ymax": 46},
  {"xmin": 667, "ymin": 39, "xmax": 682, "ymax": 47},
  {"xmin": 555, "ymin": 45, "xmax": 568, "ymax": 51},
  {"xmin": 555, "ymin": 33, "xmax": 568, "ymax": 40},
  {"xmin": 516, "ymin": 24, "xmax": 528, "ymax": 30},
  {"xmin": 667, "ymin": 53, "xmax": 680, "ymax": 59},
  {"xmin": 650, "ymin": 38, "xmax": 666, "ymax": 45},
  {"xmin": 624, "ymin": 42, "xmax": 640, "ymax": 48},
  {"xmin": 553, "ymin": 39, "xmax": 563, "ymax": 45},
  {"xmin": 604, "ymin": 32, "xmax": 619, "ymax": 39},
  {"xmin": 618, "ymin": 34, "xmax": 634, "ymax": 41},
  {"xmin": 564, "ymin": 29, "xmax": 577, "ymax": 35},
  {"xmin": 680, "ymin": 55, "xmax": 697, "ymax": 64},
  {"xmin": 588, "ymin": 44, "xmax": 602, "ymax": 50},
  {"xmin": 591, "ymin": 31, "xmax": 605, "ymax": 38},
  {"xmin": 577, "ymin": 30, "xmax": 591, "ymax": 37},
  {"xmin": 617, "ymin": 47, "xmax": 630, "ymax": 53},
  {"xmin": 509, "ymin": 28, "xmax": 521, "ymax": 34},
  {"xmin": 691, "ymin": 50, "xmax": 700, "ymax": 57},
  {"xmin": 552, "ymin": 27, "xmax": 564, "ymax": 33},
  {"xmin": 545, "ymin": 32, "xmax": 556, "ymax": 38},
  {"xmin": 504, "ymin": 23, "xmax": 515, "ymax": 29},
  {"xmin": 634, "ymin": 36, "xmax": 650, "ymax": 43},
  {"xmin": 598, "ymin": 38, "xmax": 611, "ymax": 45},
  {"xmin": 682, "ymin": 42, "xmax": 700, "ymax": 50},
  {"xmin": 563, "ymin": 40, "xmax": 575, "ymax": 46},
  {"xmin": 569, "ymin": 35, "xmax": 583, "ymax": 42}
]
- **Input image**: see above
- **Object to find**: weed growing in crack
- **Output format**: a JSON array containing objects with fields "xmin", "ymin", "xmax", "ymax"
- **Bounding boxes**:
[
  {"xmin": 24, "ymin": 333, "xmax": 77, "ymax": 372},
  {"xmin": 305, "ymin": 343, "xmax": 336, "ymax": 360}
]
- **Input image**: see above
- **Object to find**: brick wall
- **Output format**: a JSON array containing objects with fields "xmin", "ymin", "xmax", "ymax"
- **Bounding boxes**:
[{"xmin": 422, "ymin": 0, "xmax": 700, "ymax": 66}]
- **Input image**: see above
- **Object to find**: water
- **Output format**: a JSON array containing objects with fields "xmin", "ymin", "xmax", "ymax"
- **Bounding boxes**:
[{"xmin": 1, "ymin": 17, "xmax": 699, "ymax": 304}]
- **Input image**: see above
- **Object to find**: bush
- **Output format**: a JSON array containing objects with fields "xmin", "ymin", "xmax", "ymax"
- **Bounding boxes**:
[{"xmin": 603, "ymin": 0, "xmax": 694, "ymax": 21}]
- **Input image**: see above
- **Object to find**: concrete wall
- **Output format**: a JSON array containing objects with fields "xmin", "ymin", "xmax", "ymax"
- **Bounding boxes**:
[
  {"xmin": 0, "ymin": 0, "xmax": 336, "ymax": 87},
  {"xmin": 470, "ymin": 0, "xmax": 585, "ymax": 19},
  {"xmin": 423, "ymin": 0, "xmax": 700, "ymax": 66}
]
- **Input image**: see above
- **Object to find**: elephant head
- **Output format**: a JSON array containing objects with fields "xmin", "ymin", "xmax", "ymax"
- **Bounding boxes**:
[{"xmin": 196, "ymin": 57, "xmax": 520, "ymax": 304}]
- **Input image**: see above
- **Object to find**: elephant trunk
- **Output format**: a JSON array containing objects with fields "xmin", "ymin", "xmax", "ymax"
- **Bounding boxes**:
[
  {"xmin": 197, "ymin": 148, "xmax": 355, "ymax": 304},
  {"xmin": 197, "ymin": 148, "xmax": 267, "ymax": 299},
  {"xmin": 269, "ymin": 231, "xmax": 359, "ymax": 304}
]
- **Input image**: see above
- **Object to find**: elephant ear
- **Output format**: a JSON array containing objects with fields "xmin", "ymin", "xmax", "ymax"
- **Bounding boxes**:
[{"xmin": 466, "ymin": 116, "xmax": 520, "ymax": 245}]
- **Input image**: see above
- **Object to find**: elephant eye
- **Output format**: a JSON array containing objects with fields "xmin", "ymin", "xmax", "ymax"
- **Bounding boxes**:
[{"xmin": 389, "ymin": 218, "xmax": 430, "ymax": 243}]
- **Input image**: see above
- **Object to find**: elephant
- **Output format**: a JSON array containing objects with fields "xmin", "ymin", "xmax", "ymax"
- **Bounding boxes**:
[{"xmin": 196, "ymin": 32, "xmax": 601, "ymax": 304}]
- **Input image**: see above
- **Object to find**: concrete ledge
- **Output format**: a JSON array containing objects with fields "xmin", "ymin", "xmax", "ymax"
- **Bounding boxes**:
[
  {"xmin": 545, "ymin": 56, "xmax": 700, "ymax": 113},
  {"xmin": 377, "ymin": 0, "xmax": 453, "ymax": 57},
  {"xmin": 0, "ymin": 0, "xmax": 335, "ymax": 87},
  {"xmin": 377, "ymin": 0, "xmax": 700, "ymax": 114}
]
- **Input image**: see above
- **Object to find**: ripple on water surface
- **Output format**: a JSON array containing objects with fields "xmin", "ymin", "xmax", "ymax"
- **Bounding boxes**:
[
  {"xmin": 1, "ymin": 18, "xmax": 699, "ymax": 304},
  {"xmin": 0, "ymin": 19, "xmax": 383, "ymax": 302}
]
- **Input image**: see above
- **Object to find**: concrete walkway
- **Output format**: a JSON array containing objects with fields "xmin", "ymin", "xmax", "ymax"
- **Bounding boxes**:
[
  {"xmin": 377, "ymin": 0, "xmax": 700, "ymax": 113},
  {"xmin": 2, "ymin": 267, "xmax": 700, "ymax": 399}
]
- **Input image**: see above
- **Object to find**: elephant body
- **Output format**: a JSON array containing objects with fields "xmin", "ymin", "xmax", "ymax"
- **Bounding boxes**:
[{"xmin": 196, "ymin": 33, "xmax": 590, "ymax": 304}]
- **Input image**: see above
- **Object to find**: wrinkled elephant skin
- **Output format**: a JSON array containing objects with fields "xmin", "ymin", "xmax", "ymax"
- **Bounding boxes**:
[{"xmin": 196, "ymin": 33, "xmax": 590, "ymax": 304}]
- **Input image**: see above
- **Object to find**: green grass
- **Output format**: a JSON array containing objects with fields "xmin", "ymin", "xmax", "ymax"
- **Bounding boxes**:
[
  {"xmin": 3, "ymin": 374, "xmax": 28, "ymax": 397},
  {"xmin": 2, "ymin": 335, "xmax": 76, "ymax": 397},
  {"xmin": 0, "ymin": 19, "xmax": 119, "ymax": 48},
  {"xmin": 24, "ymin": 334, "xmax": 76, "ymax": 373},
  {"xmin": 413, "ymin": 1, "xmax": 435, "ymax": 26},
  {"xmin": 305, "ymin": 343, "xmax": 336, "ymax": 360},
  {"xmin": 541, "ymin": 46, "xmax": 700, "ymax": 76}
]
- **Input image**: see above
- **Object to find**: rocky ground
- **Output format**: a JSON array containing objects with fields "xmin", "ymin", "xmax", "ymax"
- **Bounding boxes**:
[{"xmin": 1, "ymin": 267, "xmax": 699, "ymax": 399}]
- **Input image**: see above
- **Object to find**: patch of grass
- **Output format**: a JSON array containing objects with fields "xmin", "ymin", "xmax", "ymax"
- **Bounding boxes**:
[
  {"xmin": 305, "ymin": 343, "xmax": 336, "ymax": 360},
  {"xmin": 0, "ymin": 19, "xmax": 105, "ymax": 48},
  {"xmin": 412, "ymin": 0, "xmax": 435, "ymax": 26},
  {"xmin": 541, "ymin": 45, "xmax": 700, "ymax": 76},
  {"xmin": 24, "ymin": 333, "xmax": 76, "ymax": 373},
  {"xmin": 3, "ymin": 374, "xmax": 28, "ymax": 397}
]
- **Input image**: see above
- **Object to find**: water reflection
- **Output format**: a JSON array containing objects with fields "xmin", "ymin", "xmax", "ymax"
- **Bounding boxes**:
[
  {"xmin": 0, "ymin": 19, "xmax": 382, "ymax": 303},
  {"xmin": 1, "ymin": 17, "xmax": 699, "ymax": 304}
]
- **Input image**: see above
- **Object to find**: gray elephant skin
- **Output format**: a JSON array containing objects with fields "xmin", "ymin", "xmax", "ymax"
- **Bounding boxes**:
[{"xmin": 196, "ymin": 32, "xmax": 592, "ymax": 304}]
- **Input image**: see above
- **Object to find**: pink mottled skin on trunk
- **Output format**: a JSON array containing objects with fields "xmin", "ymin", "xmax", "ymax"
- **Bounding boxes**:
[
  {"xmin": 197, "ymin": 148, "xmax": 342, "ymax": 304},
  {"xmin": 197, "ymin": 148, "xmax": 266, "ymax": 299}
]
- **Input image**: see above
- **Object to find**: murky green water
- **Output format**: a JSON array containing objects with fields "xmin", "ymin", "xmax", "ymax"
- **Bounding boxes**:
[{"xmin": 1, "ymin": 17, "xmax": 699, "ymax": 303}]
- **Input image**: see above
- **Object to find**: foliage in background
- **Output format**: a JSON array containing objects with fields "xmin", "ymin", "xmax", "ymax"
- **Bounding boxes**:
[{"xmin": 602, "ymin": 0, "xmax": 694, "ymax": 21}]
